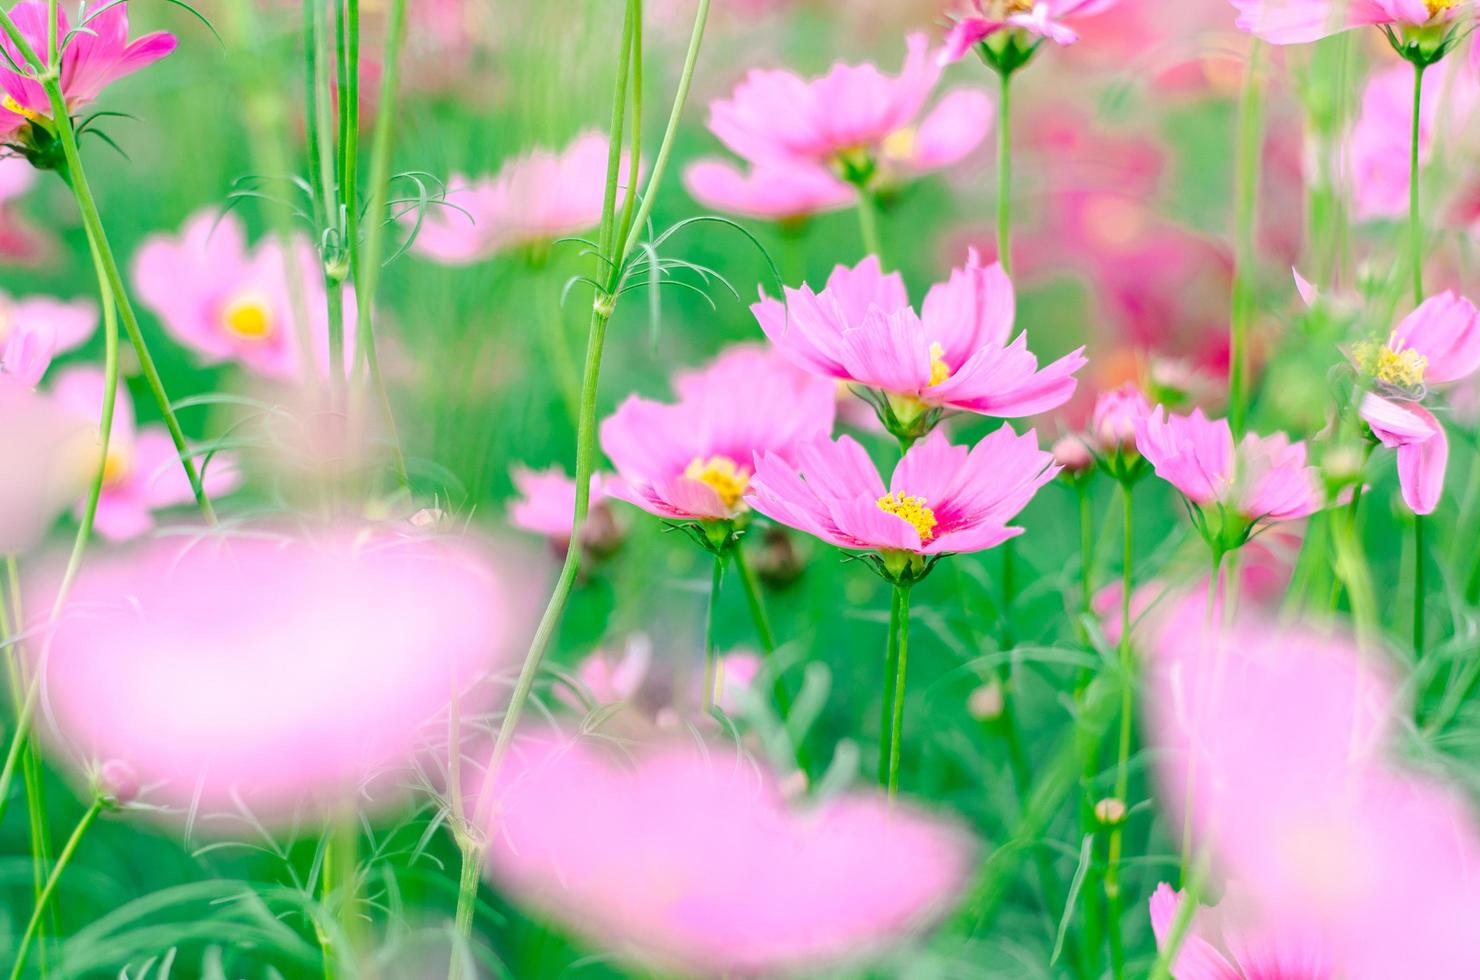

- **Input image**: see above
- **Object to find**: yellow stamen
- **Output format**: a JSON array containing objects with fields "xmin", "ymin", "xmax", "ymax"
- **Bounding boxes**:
[
  {"xmin": 882, "ymin": 126, "xmax": 917, "ymax": 162},
  {"xmin": 1354, "ymin": 336, "xmax": 1427, "ymax": 389},
  {"xmin": 1426, "ymin": 0, "xmax": 1458, "ymax": 16},
  {"xmin": 221, "ymin": 293, "xmax": 275, "ymax": 340},
  {"xmin": 101, "ymin": 447, "xmax": 130, "ymax": 486},
  {"xmin": 876, "ymin": 491, "xmax": 938, "ymax": 542},
  {"xmin": 927, "ymin": 342, "xmax": 951, "ymax": 387},
  {"xmin": 685, "ymin": 455, "xmax": 750, "ymax": 510},
  {"xmin": 1, "ymin": 95, "xmax": 42, "ymax": 124}
]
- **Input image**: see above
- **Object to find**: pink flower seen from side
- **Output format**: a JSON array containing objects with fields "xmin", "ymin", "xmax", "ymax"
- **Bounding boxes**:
[
  {"xmin": 600, "ymin": 345, "xmax": 837, "ymax": 524},
  {"xmin": 476, "ymin": 729, "xmax": 973, "ymax": 976},
  {"xmin": 940, "ymin": 0, "xmax": 1123, "ymax": 63},
  {"xmin": 682, "ymin": 158, "xmax": 855, "ymax": 223},
  {"xmin": 747, "ymin": 426, "xmax": 1058, "ymax": 561},
  {"xmin": 1229, "ymin": 0, "xmax": 1469, "ymax": 44},
  {"xmin": 132, "ymin": 210, "xmax": 356, "ymax": 382}
]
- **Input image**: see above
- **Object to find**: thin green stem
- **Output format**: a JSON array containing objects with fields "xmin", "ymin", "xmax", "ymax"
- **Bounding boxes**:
[
  {"xmin": 449, "ymin": 840, "xmax": 482, "ymax": 978},
  {"xmin": 1103, "ymin": 482, "xmax": 1136, "ymax": 979},
  {"xmin": 997, "ymin": 68, "xmax": 1013, "ymax": 274},
  {"xmin": 887, "ymin": 584, "xmax": 912, "ymax": 800},
  {"xmin": 854, "ymin": 188, "xmax": 883, "ymax": 263},
  {"xmin": 8, "ymin": 799, "xmax": 102, "ymax": 980},
  {"xmin": 1410, "ymin": 61, "xmax": 1426, "ymax": 306},
  {"xmin": 703, "ymin": 551, "xmax": 727, "ymax": 710},
  {"xmin": 731, "ymin": 545, "xmax": 799, "ymax": 728},
  {"xmin": 308, "ymin": 0, "xmax": 347, "ymax": 405},
  {"xmin": 878, "ymin": 585, "xmax": 901, "ymax": 786},
  {"xmin": 1414, "ymin": 514, "xmax": 1426, "ymax": 657},
  {"xmin": 613, "ymin": 0, "xmax": 643, "ymax": 253},
  {"xmin": 1229, "ymin": 39, "xmax": 1265, "ymax": 438}
]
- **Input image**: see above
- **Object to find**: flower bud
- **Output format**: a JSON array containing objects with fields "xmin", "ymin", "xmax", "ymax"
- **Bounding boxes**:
[
  {"xmin": 968, "ymin": 679, "xmax": 1005, "ymax": 722},
  {"xmin": 1094, "ymin": 796, "xmax": 1127, "ymax": 827},
  {"xmin": 1052, "ymin": 436, "xmax": 1094, "ymax": 475},
  {"xmin": 98, "ymin": 759, "xmax": 140, "ymax": 807},
  {"xmin": 1090, "ymin": 384, "xmax": 1152, "ymax": 451}
]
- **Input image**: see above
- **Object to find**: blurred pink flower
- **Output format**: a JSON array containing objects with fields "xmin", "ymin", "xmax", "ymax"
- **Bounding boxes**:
[
  {"xmin": 476, "ymin": 729, "xmax": 972, "ymax": 976},
  {"xmin": 0, "ymin": 375, "xmax": 92, "ymax": 554},
  {"xmin": 600, "ymin": 345, "xmax": 836, "ymax": 523},
  {"xmin": 682, "ymin": 158, "xmax": 855, "ymax": 223},
  {"xmin": 753, "ymin": 253, "xmax": 1086, "ymax": 434},
  {"xmin": 1134, "ymin": 407, "xmax": 1322, "ymax": 529},
  {"xmin": 566, "ymin": 636, "xmax": 653, "ymax": 707},
  {"xmin": 39, "ymin": 529, "xmax": 512, "ymax": 818},
  {"xmin": 0, "ymin": 290, "xmax": 97, "ymax": 386},
  {"xmin": 748, "ymin": 426, "xmax": 1057, "ymax": 559},
  {"xmin": 411, "ymin": 132, "xmax": 634, "ymax": 264},
  {"xmin": 1149, "ymin": 882, "xmax": 1335, "ymax": 979},
  {"xmin": 878, "ymin": 87, "xmax": 995, "ymax": 178},
  {"xmin": 50, "ymin": 365, "xmax": 240, "ymax": 541},
  {"xmin": 507, "ymin": 465, "xmax": 622, "ymax": 556},
  {"xmin": 1230, "ymin": 0, "xmax": 1468, "ymax": 44},
  {"xmin": 940, "ymin": 0, "xmax": 1123, "ymax": 61},
  {"xmin": 1090, "ymin": 383, "xmax": 1152, "ymax": 451},
  {"xmin": 132, "ymin": 210, "xmax": 356, "ymax": 381},
  {"xmin": 707, "ymin": 34, "xmax": 943, "ymax": 172},
  {"xmin": 1355, "ymin": 291, "xmax": 1480, "ymax": 513},
  {"xmin": 715, "ymin": 651, "xmax": 762, "ymax": 714},
  {"xmin": 0, "ymin": 2, "xmax": 176, "ymax": 136},
  {"xmin": 0, "ymin": 158, "xmax": 54, "ymax": 265}
]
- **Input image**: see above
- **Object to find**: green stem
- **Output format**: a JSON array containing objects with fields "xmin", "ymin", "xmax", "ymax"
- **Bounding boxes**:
[
  {"xmin": 1229, "ymin": 39, "xmax": 1265, "ymax": 438},
  {"xmin": 887, "ymin": 584, "xmax": 912, "ymax": 800},
  {"xmin": 449, "ymin": 840, "xmax": 482, "ymax": 979},
  {"xmin": 7, "ymin": 798, "xmax": 102, "ymax": 980},
  {"xmin": 613, "ymin": 0, "xmax": 643, "ymax": 253},
  {"xmin": 1410, "ymin": 61, "xmax": 1426, "ymax": 306},
  {"xmin": 1179, "ymin": 550, "xmax": 1223, "ymax": 882},
  {"xmin": 731, "ymin": 545, "xmax": 800, "ymax": 731},
  {"xmin": 1103, "ymin": 482, "xmax": 1135, "ymax": 979},
  {"xmin": 703, "ymin": 551, "xmax": 726, "ymax": 710},
  {"xmin": 1414, "ymin": 514, "xmax": 1426, "ymax": 657},
  {"xmin": 997, "ymin": 68, "xmax": 1013, "ymax": 274},
  {"xmin": 307, "ymin": 0, "xmax": 347, "ymax": 405},
  {"xmin": 854, "ymin": 188, "xmax": 883, "ymax": 263},
  {"xmin": 878, "ymin": 584, "xmax": 901, "ymax": 786}
]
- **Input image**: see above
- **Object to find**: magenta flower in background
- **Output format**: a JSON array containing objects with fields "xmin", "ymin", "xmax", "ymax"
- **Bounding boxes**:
[
  {"xmin": 475, "ymin": 729, "xmax": 972, "ymax": 976},
  {"xmin": 38, "ymin": 529, "xmax": 514, "ymax": 819},
  {"xmin": 1134, "ymin": 407, "xmax": 1322, "ymax": 541},
  {"xmin": 753, "ymin": 253, "xmax": 1085, "ymax": 441},
  {"xmin": 940, "ymin": 0, "xmax": 1123, "ymax": 62},
  {"xmin": 599, "ymin": 345, "xmax": 836, "ymax": 526},
  {"xmin": 0, "ymin": 2, "xmax": 176, "ymax": 136},
  {"xmin": 1355, "ymin": 291, "xmax": 1480, "ymax": 514},
  {"xmin": 0, "ymin": 290, "xmax": 96, "ymax": 386},
  {"xmin": 0, "ymin": 375, "xmax": 92, "ymax": 554},
  {"xmin": 748, "ymin": 427, "xmax": 1057, "ymax": 578},
  {"xmin": 51, "ymin": 365, "xmax": 240, "ymax": 541},
  {"xmin": 1230, "ymin": 0, "xmax": 1469, "ymax": 44},
  {"xmin": 133, "ymin": 210, "xmax": 357, "ymax": 381},
  {"xmin": 682, "ymin": 158, "xmax": 856, "ymax": 223},
  {"xmin": 411, "ymin": 132, "xmax": 634, "ymax": 264}
]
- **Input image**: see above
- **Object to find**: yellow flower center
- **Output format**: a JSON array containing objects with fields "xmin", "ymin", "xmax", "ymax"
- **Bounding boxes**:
[
  {"xmin": 101, "ymin": 446, "xmax": 130, "ymax": 486},
  {"xmin": 876, "ymin": 491, "xmax": 938, "ymax": 542},
  {"xmin": 221, "ymin": 293, "xmax": 275, "ymax": 340},
  {"xmin": 1, "ymin": 95, "xmax": 43, "ymax": 124},
  {"xmin": 684, "ymin": 455, "xmax": 750, "ymax": 510},
  {"xmin": 1426, "ymin": 0, "xmax": 1458, "ymax": 16},
  {"xmin": 927, "ymin": 342, "xmax": 951, "ymax": 387},
  {"xmin": 882, "ymin": 126, "xmax": 917, "ymax": 162},
  {"xmin": 1354, "ymin": 336, "xmax": 1427, "ymax": 389}
]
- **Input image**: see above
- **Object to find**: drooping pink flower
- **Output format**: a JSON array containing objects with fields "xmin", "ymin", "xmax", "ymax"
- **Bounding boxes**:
[
  {"xmin": 1090, "ymin": 383, "xmax": 1152, "ymax": 451},
  {"xmin": 411, "ymin": 132, "xmax": 635, "ymax": 264},
  {"xmin": 475, "ymin": 729, "xmax": 972, "ymax": 976},
  {"xmin": 0, "ymin": 375, "xmax": 92, "ymax": 554},
  {"xmin": 1149, "ymin": 882, "xmax": 1336, "ymax": 979},
  {"xmin": 0, "ymin": 2, "xmax": 176, "ymax": 137},
  {"xmin": 747, "ymin": 426, "xmax": 1058, "ymax": 562},
  {"xmin": 50, "ymin": 365, "xmax": 240, "ymax": 541},
  {"xmin": 37, "ymin": 528, "xmax": 514, "ymax": 820},
  {"xmin": 1354, "ymin": 291, "xmax": 1480, "ymax": 514},
  {"xmin": 682, "ymin": 158, "xmax": 856, "ymax": 223},
  {"xmin": 1134, "ymin": 407, "xmax": 1322, "ymax": 532},
  {"xmin": 599, "ymin": 345, "xmax": 837, "ymax": 524},
  {"xmin": 753, "ymin": 253, "xmax": 1085, "ymax": 438},
  {"xmin": 706, "ymin": 34, "xmax": 943, "ymax": 172},
  {"xmin": 132, "ymin": 210, "xmax": 357, "ymax": 382},
  {"xmin": 0, "ymin": 290, "xmax": 97, "ymax": 386},
  {"xmin": 940, "ymin": 0, "xmax": 1123, "ymax": 62},
  {"xmin": 1229, "ymin": 0, "xmax": 1469, "ymax": 44}
]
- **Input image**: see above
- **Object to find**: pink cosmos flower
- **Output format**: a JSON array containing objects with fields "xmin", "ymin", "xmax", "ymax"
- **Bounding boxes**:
[
  {"xmin": 132, "ymin": 210, "xmax": 357, "ymax": 382},
  {"xmin": 753, "ymin": 253, "xmax": 1086, "ymax": 437},
  {"xmin": 37, "ymin": 529, "xmax": 513, "ymax": 820},
  {"xmin": 0, "ymin": 2, "xmax": 176, "ymax": 137},
  {"xmin": 706, "ymin": 34, "xmax": 944, "ymax": 172},
  {"xmin": 599, "ymin": 345, "xmax": 837, "ymax": 524},
  {"xmin": 1149, "ymin": 883, "xmax": 1335, "ymax": 979},
  {"xmin": 1354, "ymin": 291, "xmax": 1480, "ymax": 514},
  {"xmin": 565, "ymin": 636, "xmax": 653, "ymax": 707},
  {"xmin": 1133, "ymin": 407, "xmax": 1322, "ymax": 530},
  {"xmin": 51, "ymin": 366, "xmax": 240, "ymax": 541},
  {"xmin": 682, "ymin": 158, "xmax": 856, "ymax": 223},
  {"xmin": 507, "ymin": 465, "xmax": 623, "ymax": 556},
  {"xmin": 1229, "ymin": 0, "xmax": 1469, "ymax": 44},
  {"xmin": 476, "ymin": 729, "xmax": 972, "ymax": 976},
  {"xmin": 411, "ymin": 132, "xmax": 633, "ymax": 264},
  {"xmin": 940, "ymin": 0, "xmax": 1123, "ymax": 62},
  {"xmin": 1090, "ymin": 383, "xmax": 1152, "ymax": 451},
  {"xmin": 747, "ymin": 426, "xmax": 1058, "ymax": 562},
  {"xmin": 0, "ymin": 375, "xmax": 92, "ymax": 554},
  {"xmin": 0, "ymin": 290, "xmax": 96, "ymax": 386}
]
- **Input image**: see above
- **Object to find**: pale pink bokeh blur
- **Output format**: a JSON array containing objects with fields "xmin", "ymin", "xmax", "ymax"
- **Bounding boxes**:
[
  {"xmin": 477, "ymin": 729, "xmax": 973, "ymax": 976},
  {"xmin": 0, "ymin": 376, "xmax": 94, "ymax": 554},
  {"xmin": 37, "ymin": 529, "xmax": 515, "ymax": 821}
]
